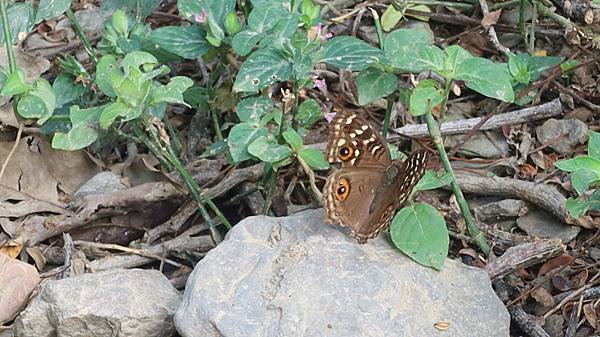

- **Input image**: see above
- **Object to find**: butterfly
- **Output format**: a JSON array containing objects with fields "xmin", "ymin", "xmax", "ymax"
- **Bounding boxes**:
[{"xmin": 322, "ymin": 110, "xmax": 430, "ymax": 243}]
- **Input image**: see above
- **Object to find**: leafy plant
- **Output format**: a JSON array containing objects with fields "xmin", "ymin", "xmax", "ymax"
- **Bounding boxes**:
[{"xmin": 555, "ymin": 130, "xmax": 600, "ymax": 218}]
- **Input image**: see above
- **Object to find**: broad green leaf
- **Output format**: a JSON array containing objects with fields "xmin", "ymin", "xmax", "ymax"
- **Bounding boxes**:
[
  {"xmin": 16, "ymin": 79, "xmax": 55, "ymax": 124},
  {"xmin": 565, "ymin": 197, "xmax": 596, "ymax": 219},
  {"xmin": 508, "ymin": 53, "xmax": 530, "ymax": 84},
  {"xmin": 381, "ymin": 5, "xmax": 403, "ymax": 31},
  {"xmin": 232, "ymin": 30, "xmax": 263, "ymax": 56},
  {"xmin": 183, "ymin": 85, "xmax": 209, "ymax": 110},
  {"xmin": 224, "ymin": 11, "xmax": 241, "ymax": 35},
  {"xmin": 112, "ymin": 10, "xmax": 129, "ymax": 36},
  {"xmin": 236, "ymin": 96, "xmax": 274, "ymax": 124},
  {"xmin": 571, "ymin": 169, "xmax": 600, "ymax": 195},
  {"xmin": 227, "ymin": 123, "xmax": 269, "ymax": 162},
  {"xmin": 0, "ymin": 3, "xmax": 35, "ymax": 45},
  {"xmin": 320, "ymin": 36, "xmax": 383, "ymax": 71},
  {"xmin": 36, "ymin": 0, "xmax": 71, "ymax": 22},
  {"xmin": 409, "ymin": 80, "xmax": 445, "ymax": 116},
  {"xmin": 589, "ymin": 130, "xmax": 600, "ymax": 160},
  {"xmin": 292, "ymin": 53, "xmax": 313, "ymax": 81},
  {"xmin": 122, "ymin": 51, "xmax": 158, "ymax": 75},
  {"xmin": 282, "ymin": 128, "xmax": 303, "ymax": 151},
  {"xmin": 99, "ymin": 102, "xmax": 131, "ymax": 129},
  {"xmin": 298, "ymin": 147, "xmax": 329, "ymax": 170},
  {"xmin": 390, "ymin": 202, "xmax": 449, "ymax": 270},
  {"xmin": 443, "ymin": 45, "xmax": 472, "ymax": 77},
  {"xmin": 101, "ymin": 0, "xmax": 161, "ymax": 18},
  {"xmin": 53, "ymin": 74, "xmax": 84, "ymax": 108},
  {"xmin": 248, "ymin": 3, "xmax": 287, "ymax": 32},
  {"xmin": 383, "ymin": 28, "xmax": 436, "ymax": 72},
  {"xmin": 455, "ymin": 58, "xmax": 514, "ymax": 102},
  {"xmin": 96, "ymin": 55, "xmax": 121, "ymax": 97},
  {"xmin": 356, "ymin": 67, "xmax": 397, "ymax": 105},
  {"xmin": 295, "ymin": 99, "xmax": 322, "ymax": 128},
  {"xmin": 0, "ymin": 69, "xmax": 31, "ymax": 96},
  {"xmin": 233, "ymin": 48, "xmax": 292, "ymax": 93},
  {"xmin": 415, "ymin": 170, "xmax": 452, "ymax": 191},
  {"xmin": 248, "ymin": 136, "xmax": 292, "ymax": 162},
  {"xmin": 52, "ymin": 104, "xmax": 107, "ymax": 150},
  {"xmin": 526, "ymin": 54, "xmax": 563, "ymax": 81},
  {"xmin": 149, "ymin": 76, "xmax": 194, "ymax": 106},
  {"xmin": 555, "ymin": 156, "xmax": 600, "ymax": 173},
  {"xmin": 149, "ymin": 25, "xmax": 210, "ymax": 59}
]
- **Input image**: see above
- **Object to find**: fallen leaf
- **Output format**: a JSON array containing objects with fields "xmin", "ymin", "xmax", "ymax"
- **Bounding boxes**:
[
  {"xmin": 0, "ymin": 252, "xmax": 40, "ymax": 324},
  {"xmin": 583, "ymin": 303, "xmax": 598, "ymax": 329},
  {"xmin": 481, "ymin": 10, "xmax": 502, "ymax": 29},
  {"xmin": 538, "ymin": 254, "xmax": 575, "ymax": 276},
  {"xmin": 0, "ymin": 239, "xmax": 22, "ymax": 258},
  {"xmin": 531, "ymin": 287, "xmax": 555, "ymax": 307}
]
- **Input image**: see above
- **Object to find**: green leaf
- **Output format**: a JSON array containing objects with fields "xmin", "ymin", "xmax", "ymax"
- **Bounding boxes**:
[
  {"xmin": 390, "ymin": 203, "xmax": 449, "ymax": 270},
  {"xmin": 53, "ymin": 73, "xmax": 84, "ymax": 108},
  {"xmin": 298, "ymin": 147, "xmax": 329, "ymax": 170},
  {"xmin": 383, "ymin": 28, "xmax": 437, "ymax": 72},
  {"xmin": 149, "ymin": 76, "xmax": 194, "ymax": 106},
  {"xmin": 248, "ymin": 136, "xmax": 292, "ymax": 162},
  {"xmin": 321, "ymin": 36, "xmax": 383, "ymax": 71},
  {"xmin": 224, "ymin": 11, "xmax": 241, "ymax": 35},
  {"xmin": 233, "ymin": 48, "xmax": 292, "ymax": 93},
  {"xmin": 248, "ymin": 3, "xmax": 287, "ymax": 32},
  {"xmin": 295, "ymin": 99, "xmax": 322, "ymax": 128},
  {"xmin": 443, "ymin": 45, "xmax": 472, "ymax": 77},
  {"xmin": 571, "ymin": 169, "xmax": 600, "ymax": 195},
  {"xmin": 381, "ymin": 5, "xmax": 403, "ymax": 31},
  {"xmin": 183, "ymin": 85, "xmax": 209, "ymax": 110},
  {"xmin": 112, "ymin": 9, "xmax": 129, "ymax": 36},
  {"xmin": 200, "ymin": 139, "xmax": 228, "ymax": 158},
  {"xmin": 526, "ymin": 54, "xmax": 563, "ymax": 81},
  {"xmin": 36, "ymin": 0, "xmax": 71, "ymax": 22},
  {"xmin": 415, "ymin": 170, "xmax": 452, "ymax": 191},
  {"xmin": 508, "ymin": 53, "xmax": 530, "ymax": 84},
  {"xmin": 356, "ymin": 67, "xmax": 397, "ymax": 106},
  {"xmin": 99, "ymin": 102, "xmax": 130, "ymax": 129},
  {"xmin": 16, "ymin": 79, "xmax": 55, "ymax": 124},
  {"xmin": 455, "ymin": 58, "xmax": 514, "ymax": 102},
  {"xmin": 292, "ymin": 53, "xmax": 313, "ymax": 81},
  {"xmin": 236, "ymin": 96, "xmax": 274, "ymax": 124},
  {"xmin": 149, "ymin": 25, "xmax": 210, "ymax": 59},
  {"xmin": 588, "ymin": 130, "xmax": 600, "ymax": 160},
  {"xmin": 409, "ymin": 79, "xmax": 445, "ymax": 116},
  {"xmin": 122, "ymin": 51, "xmax": 158, "ymax": 75},
  {"xmin": 52, "ymin": 104, "xmax": 107, "ymax": 150},
  {"xmin": 96, "ymin": 55, "xmax": 121, "ymax": 97},
  {"xmin": 555, "ymin": 156, "xmax": 600, "ymax": 173},
  {"xmin": 0, "ymin": 3, "xmax": 35, "ymax": 45},
  {"xmin": 0, "ymin": 69, "xmax": 31, "ymax": 96},
  {"xmin": 282, "ymin": 128, "xmax": 303, "ymax": 151},
  {"xmin": 227, "ymin": 123, "xmax": 269, "ymax": 162},
  {"xmin": 566, "ymin": 197, "xmax": 593, "ymax": 219},
  {"xmin": 232, "ymin": 30, "xmax": 263, "ymax": 56}
]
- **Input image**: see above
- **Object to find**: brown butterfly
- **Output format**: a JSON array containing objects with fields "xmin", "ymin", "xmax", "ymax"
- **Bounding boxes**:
[{"xmin": 322, "ymin": 110, "xmax": 430, "ymax": 243}]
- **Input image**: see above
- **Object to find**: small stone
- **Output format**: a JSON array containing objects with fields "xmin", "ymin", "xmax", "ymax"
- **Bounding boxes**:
[
  {"xmin": 475, "ymin": 199, "xmax": 528, "ymax": 222},
  {"xmin": 535, "ymin": 118, "xmax": 588, "ymax": 155},
  {"xmin": 516, "ymin": 209, "xmax": 580, "ymax": 243},
  {"xmin": 176, "ymin": 209, "xmax": 510, "ymax": 337},
  {"xmin": 69, "ymin": 171, "xmax": 127, "ymax": 209},
  {"xmin": 14, "ymin": 269, "xmax": 180, "ymax": 337},
  {"xmin": 543, "ymin": 313, "xmax": 564, "ymax": 337}
]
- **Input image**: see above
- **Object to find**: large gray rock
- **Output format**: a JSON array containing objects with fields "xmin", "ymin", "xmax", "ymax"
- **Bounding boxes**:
[
  {"xmin": 15, "ymin": 269, "xmax": 180, "ymax": 337},
  {"xmin": 176, "ymin": 209, "xmax": 509, "ymax": 337}
]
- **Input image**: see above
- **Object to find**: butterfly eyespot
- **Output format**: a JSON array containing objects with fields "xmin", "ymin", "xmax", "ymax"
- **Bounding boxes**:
[
  {"xmin": 334, "ymin": 179, "xmax": 350, "ymax": 201},
  {"xmin": 338, "ymin": 146, "xmax": 354, "ymax": 161}
]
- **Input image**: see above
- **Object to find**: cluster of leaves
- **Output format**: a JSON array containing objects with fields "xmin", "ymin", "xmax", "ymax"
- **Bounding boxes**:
[{"xmin": 555, "ymin": 131, "xmax": 600, "ymax": 218}]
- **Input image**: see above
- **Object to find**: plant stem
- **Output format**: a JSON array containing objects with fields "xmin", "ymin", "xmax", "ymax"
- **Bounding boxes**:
[
  {"xmin": 424, "ymin": 112, "xmax": 490, "ymax": 256},
  {"xmin": 406, "ymin": 0, "xmax": 473, "ymax": 10},
  {"xmin": 210, "ymin": 107, "xmax": 224, "ymax": 141},
  {"xmin": 65, "ymin": 9, "xmax": 98, "ymax": 65},
  {"xmin": 382, "ymin": 95, "xmax": 394, "ymax": 138},
  {"xmin": 370, "ymin": 8, "xmax": 384, "ymax": 50},
  {"xmin": 0, "ymin": 0, "xmax": 16, "ymax": 73}
]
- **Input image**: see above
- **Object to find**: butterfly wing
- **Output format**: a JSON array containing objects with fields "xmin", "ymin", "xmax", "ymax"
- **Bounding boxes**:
[
  {"xmin": 324, "ymin": 149, "xmax": 431, "ymax": 243},
  {"xmin": 326, "ymin": 110, "xmax": 391, "ymax": 168}
]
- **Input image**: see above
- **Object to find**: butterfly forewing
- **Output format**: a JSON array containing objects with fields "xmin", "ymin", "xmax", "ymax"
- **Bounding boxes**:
[{"xmin": 326, "ymin": 110, "xmax": 391, "ymax": 168}]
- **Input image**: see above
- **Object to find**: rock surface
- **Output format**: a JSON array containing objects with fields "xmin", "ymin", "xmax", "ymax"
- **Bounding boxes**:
[
  {"xmin": 176, "ymin": 209, "xmax": 509, "ymax": 337},
  {"xmin": 535, "ymin": 118, "xmax": 588, "ymax": 155},
  {"xmin": 517, "ymin": 209, "xmax": 581, "ymax": 243},
  {"xmin": 15, "ymin": 269, "xmax": 180, "ymax": 337}
]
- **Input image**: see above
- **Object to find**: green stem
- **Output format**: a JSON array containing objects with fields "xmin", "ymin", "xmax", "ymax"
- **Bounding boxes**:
[
  {"xmin": 210, "ymin": 107, "xmax": 224, "ymax": 141},
  {"xmin": 382, "ymin": 95, "xmax": 394, "ymax": 138},
  {"xmin": 489, "ymin": 0, "xmax": 520, "ymax": 10},
  {"xmin": 424, "ymin": 112, "xmax": 490, "ymax": 256},
  {"xmin": 529, "ymin": 1, "xmax": 536, "ymax": 55},
  {"xmin": 0, "ymin": 0, "xmax": 16, "ymax": 73},
  {"xmin": 371, "ymin": 8, "xmax": 385, "ymax": 50},
  {"xmin": 65, "ymin": 9, "xmax": 97, "ymax": 65},
  {"xmin": 407, "ymin": 0, "xmax": 473, "ymax": 10}
]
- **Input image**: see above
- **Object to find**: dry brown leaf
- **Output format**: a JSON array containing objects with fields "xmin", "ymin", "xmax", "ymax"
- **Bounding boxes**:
[
  {"xmin": 0, "ymin": 252, "xmax": 40, "ymax": 324},
  {"xmin": 0, "ymin": 239, "xmax": 22, "ymax": 258},
  {"xmin": 583, "ymin": 303, "xmax": 598, "ymax": 329},
  {"xmin": 24, "ymin": 247, "xmax": 46, "ymax": 271},
  {"xmin": 531, "ymin": 287, "xmax": 555, "ymax": 307},
  {"xmin": 481, "ymin": 10, "xmax": 502, "ymax": 29},
  {"xmin": 538, "ymin": 254, "xmax": 575, "ymax": 276}
]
